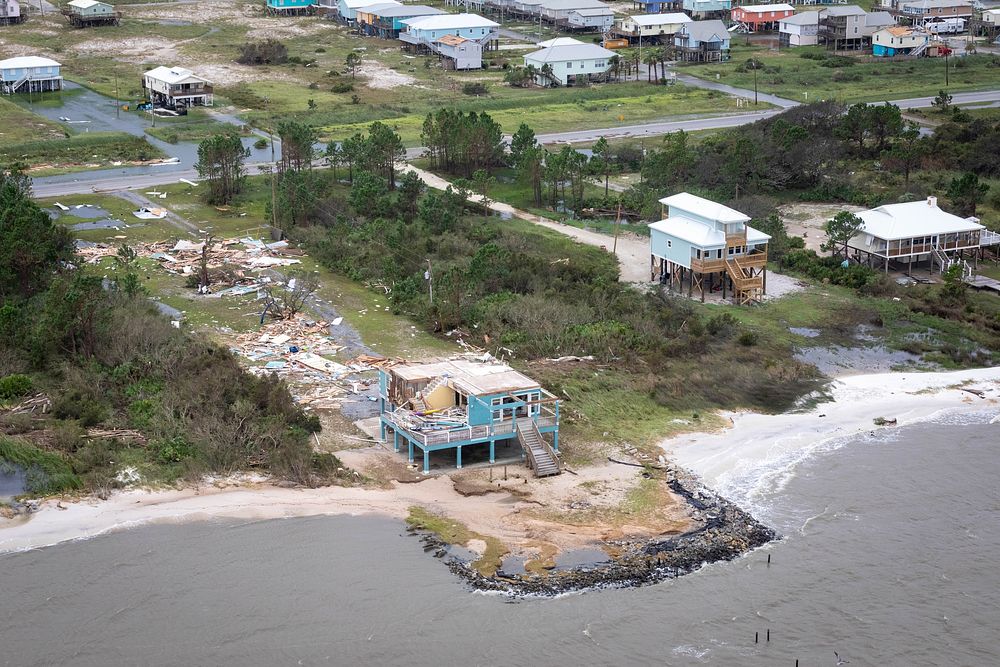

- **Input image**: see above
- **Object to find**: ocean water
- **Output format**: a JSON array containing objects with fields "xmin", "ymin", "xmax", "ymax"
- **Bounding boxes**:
[{"xmin": 1, "ymin": 416, "xmax": 998, "ymax": 666}]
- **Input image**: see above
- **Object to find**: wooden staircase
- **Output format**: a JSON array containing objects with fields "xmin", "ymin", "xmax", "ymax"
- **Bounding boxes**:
[
  {"xmin": 725, "ymin": 257, "xmax": 764, "ymax": 305},
  {"xmin": 516, "ymin": 419, "xmax": 560, "ymax": 478},
  {"xmin": 409, "ymin": 374, "xmax": 450, "ymax": 412}
]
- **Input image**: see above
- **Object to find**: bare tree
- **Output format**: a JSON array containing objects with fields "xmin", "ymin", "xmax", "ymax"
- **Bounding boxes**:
[{"xmin": 261, "ymin": 270, "xmax": 320, "ymax": 319}]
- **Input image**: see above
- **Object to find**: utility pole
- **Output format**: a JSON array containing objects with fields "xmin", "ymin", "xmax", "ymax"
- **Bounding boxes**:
[
  {"xmin": 753, "ymin": 62, "xmax": 758, "ymax": 105},
  {"xmin": 612, "ymin": 203, "xmax": 622, "ymax": 255},
  {"xmin": 425, "ymin": 259, "xmax": 433, "ymax": 305},
  {"xmin": 114, "ymin": 73, "xmax": 119, "ymax": 119},
  {"xmin": 270, "ymin": 132, "xmax": 278, "ymax": 231},
  {"xmin": 945, "ymin": 50, "xmax": 949, "ymax": 87}
]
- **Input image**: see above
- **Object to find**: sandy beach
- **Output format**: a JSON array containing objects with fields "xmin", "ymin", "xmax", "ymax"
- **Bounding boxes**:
[
  {"xmin": 3, "ymin": 367, "xmax": 998, "ymax": 556},
  {"xmin": 661, "ymin": 367, "xmax": 1000, "ymax": 508}
]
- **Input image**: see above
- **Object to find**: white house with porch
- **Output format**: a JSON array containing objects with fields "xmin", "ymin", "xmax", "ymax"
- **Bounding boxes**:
[
  {"xmin": 142, "ymin": 66, "xmax": 213, "ymax": 109},
  {"xmin": 847, "ymin": 196, "xmax": 998, "ymax": 275},
  {"xmin": 523, "ymin": 38, "xmax": 614, "ymax": 85},
  {"xmin": 648, "ymin": 192, "xmax": 771, "ymax": 304}
]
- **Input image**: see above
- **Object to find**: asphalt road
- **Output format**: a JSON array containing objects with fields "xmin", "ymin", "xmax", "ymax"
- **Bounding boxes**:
[{"xmin": 32, "ymin": 88, "xmax": 1000, "ymax": 199}]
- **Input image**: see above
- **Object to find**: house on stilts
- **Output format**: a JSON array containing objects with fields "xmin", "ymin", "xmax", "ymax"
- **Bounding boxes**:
[
  {"xmin": 649, "ymin": 192, "xmax": 771, "ymax": 305},
  {"xmin": 61, "ymin": 0, "xmax": 121, "ymax": 27},
  {"xmin": 0, "ymin": 56, "xmax": 63, "ymax": 94},
  {"xmin": 846, "ymin": 196, "xmax": 1000, "ymax": 279},
  {"xmin": 0, "ymin": 0, "xmax": 25, "ymax": 25},
  {"xmin": 379, "ymin": 358, "xmax": 561, "ymax": 476}
]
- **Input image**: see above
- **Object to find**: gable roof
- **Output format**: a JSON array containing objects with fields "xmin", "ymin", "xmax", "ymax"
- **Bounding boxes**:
[
  {"xmin": 856, "ymin": 199, "xmax": 983, "ymax": 241},
  {"xmin": 571, "ymin": 6, "xmax": 613, "ymax": 15},
  {"xmin": 525, "ymin": 42, "xmax": 615, "ymax": 62},
  {"xmin": 865, "ymin": 10, "xmax": 895, "ymax": 26},
  {"xmin": 780, "ymin": 10, "xmax": 819, "ymax": 25},
  {"xmin": 822, "ymin": 4, "xmax": 867, "ymax": 16},
  {"xmin": 0, "ymin": 56, "xmax": 61, "ymax": 69},
  {"xmin": 676, "ymin": 19, "xmax": 729, "ymax": 43},
  {"xmin": 659, "ymin": 192, "xmax": 750, "ymax": 224},
  {"xmin": 536, "ymin": 36, "xmax": 584, "ymax": 47},
  {"xmin": 143, "ymin": 66, "xmax": 209, "ymax": 85},
  {"xmin": 401, "ymin": 12, "xmax": 499, "ymax": 30},
  {"xmin": 67, "ymin": 0, "xmax": 110, "ymax": 8},
  {"xmin": 737, "ymin": 2, "xmax": 793, "ymax": 13},
  {"xmin": 625, "ymin": 12, "xmax": 692, "ymax": 26}
]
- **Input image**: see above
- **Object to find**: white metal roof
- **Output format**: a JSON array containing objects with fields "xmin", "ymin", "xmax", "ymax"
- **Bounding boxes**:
[
  {"xmin": 342, "ymin": 0, "xmax": 394, "ymax": 8},
  {"xmin": 659, "ymin": 192, "xmax": 750, "ymax": 224},
  {"xmin": 536, "ymin": 36, "xmax": 585, "ymax": 47},
  {"xmin": 856, "ymin": 199, "xmax": 983, "ymax": 241},
  {"xmin": 624, "ymin": 12, "xmax": 692, "ymax": 26},
  {"xmin": 649, "ymin": 217, "xmax": 726, "ymax": 247},
  {"xmin": 649, "ymin": 217, "xmax": 770, "ymax": 247},
  {"xmin": 571, "ymin": 7, "xmax": 613, "ymax": 14},
  {"xmin": 737, "ymin": 2, "xmax": 794, "ymax": 13},
  {"xmin": 0, "ymin": 56, "xmax": 61, "ymax": 69},
  {"xmin": 359, "ymin": 2, "xmax": 402, "ymax": 13},
  {"xmin": 780, "ymin": 10, "xmax": 819, "ymax": 26},
  {"xmin": 525, "ymin": 42, "xmax": 615, "ymax": 62},
  {"xmin": 538, "ymin": 0, "xmax": 607, "ymax": 9},
  {"xmin": 143, "ymin": 66, "xmax": 210, "ymax": 85},
  {"xmin": 67, "ymin": 0, "xmax": 109, "ymax": 8},
  {"xmin": 401, "ymin": 13, "xmax": 499, "ymax": 29}
]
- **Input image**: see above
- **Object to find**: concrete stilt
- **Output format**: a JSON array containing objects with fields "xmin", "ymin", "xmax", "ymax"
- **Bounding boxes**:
[
  {"xmin": 456, "ymin": 446, "xmax": 462, "ymax": 469},
  {"xmin": 393, "ymin": 430, "xmax": 399, "ymax": 453},
  {"xmin": 489, "ymin": 440, "xmax": 495, "ymax": 464},
  {"xmin": 408, "ymin": 441, "xmax": 414, "ymax": 463},
  {"xmin": 423, "ymin": 449, "xmax": 430, "ymax": 474}
]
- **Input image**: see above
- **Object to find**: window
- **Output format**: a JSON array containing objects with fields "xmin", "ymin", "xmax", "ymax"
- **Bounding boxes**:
[{"xmin": 567, "ymin": 61, "xmax": 573, "ymax": 68}]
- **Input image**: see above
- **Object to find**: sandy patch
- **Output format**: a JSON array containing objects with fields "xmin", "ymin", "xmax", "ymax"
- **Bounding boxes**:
[
  {"xmin": 361, "ymin": 60, "xmax": 416, "ymax": 90},
  {"xmin": 780, "ymin": 202, "xmax": 866, "ymax": 254},
  {"xmin": 71, "ymin": 37, "xmax": 179, "ymax": 63}
]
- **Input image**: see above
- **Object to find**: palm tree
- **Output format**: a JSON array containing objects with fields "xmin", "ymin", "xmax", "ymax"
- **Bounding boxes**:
[
  {"xmin": 608, "ymin": 55, "xmax": 621, "ymax": 82},
  {"xmin": 642, "ymin": 50, "xmax": 658, "ymax": 83}
]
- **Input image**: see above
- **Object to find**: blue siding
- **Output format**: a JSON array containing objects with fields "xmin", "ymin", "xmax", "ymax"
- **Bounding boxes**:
[
  {"xmin": 269, "ymin": 0, "xmax": 315, "ymax": 7},
  {"xmin": 650, "ymin": 228, "xmax": 695, "ymax": 268}
]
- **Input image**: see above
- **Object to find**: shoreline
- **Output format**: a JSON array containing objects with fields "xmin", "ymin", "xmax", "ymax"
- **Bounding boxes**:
[
  {"xmin": 3, "ymin": 366, "xmax": 998, "ymax": 593},
  {"xmin": 660, "ymin": 367, "xmax": 1000, "ymax": 508}
]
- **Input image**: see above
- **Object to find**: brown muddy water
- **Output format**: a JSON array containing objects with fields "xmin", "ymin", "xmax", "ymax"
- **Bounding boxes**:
[{"xmin": 1, "ymin": 416, "xmax": 998, "ymax": 666}]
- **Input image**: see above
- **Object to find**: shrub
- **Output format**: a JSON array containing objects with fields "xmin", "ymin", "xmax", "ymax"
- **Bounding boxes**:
[
  {"xmin": 706, "ymin": 313, "xmax": 740, "ymax": 338},
  {"xmin": 738, "ymin": 330, "xmax": 759, "ymax": 347},
  {"xmin": 155, "ymin": 436, "xmax": 194, "ymax": 463},
  {"xmin": 461, "ymin": 82, "xmax": 489, "ymax": 96},
  {"xmin": 819, "ymin": 56, "xmax": 856, "ymax": 68},
  {"xmin": 237, "ymin": 39, "xmax": 288, "ymax": 66},
  {"xmin": 0, "ymin": 374, "xmax": 32, "ymax": 401},
  {"xmin": 331, "ymin": 81, "xmax": 354, "ymax": 94},
  {"xmin": 254, "ymin": 137, "xmax": 269, "ymax": 150}
]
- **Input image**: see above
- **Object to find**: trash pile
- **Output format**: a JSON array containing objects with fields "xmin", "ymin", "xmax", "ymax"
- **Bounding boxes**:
[
  {"xmin": 76, "ymin": 236, "xmax": 304, "ymax": 288},
  {"xmin": 229, "ymin": 313, "xmax": 395, "ymax": 411}
]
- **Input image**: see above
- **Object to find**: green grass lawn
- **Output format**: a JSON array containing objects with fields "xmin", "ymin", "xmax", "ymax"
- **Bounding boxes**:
[
  {"xmin": 145, "ymin": 111, "xmax": 239, "ymax": 144},
  {"xmin": 681, "ymin": 47, "xmax": 1000, "ymax": 104},
  {"xmin": 0, "ymin": 98, "xmax": 67, "ymax": 144},
  {"xmin": 0, "ymin": 131, "xmax": 166, "ymax": 176}
]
